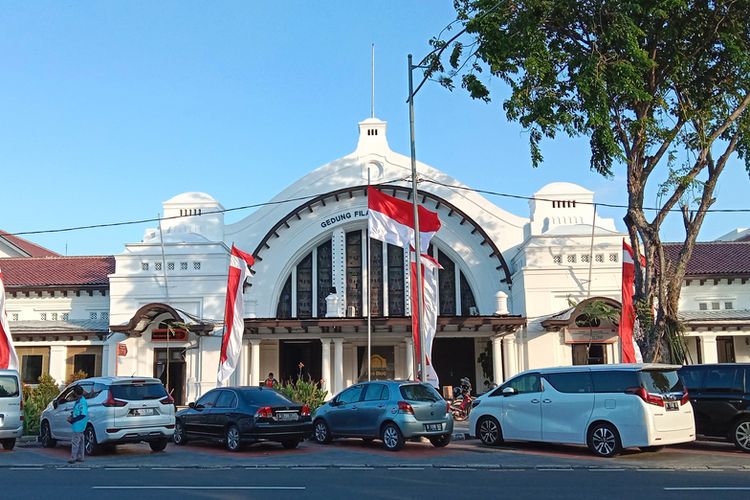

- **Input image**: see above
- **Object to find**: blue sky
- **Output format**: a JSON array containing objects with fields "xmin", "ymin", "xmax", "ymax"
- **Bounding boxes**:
[{"xmin": 1, "ymin": 1, "xmax": 747, "ymax": 256}]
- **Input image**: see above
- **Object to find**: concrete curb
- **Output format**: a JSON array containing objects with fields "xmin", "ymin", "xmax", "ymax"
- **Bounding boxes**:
[{"xmin": 451, "ymin": 432, "xmax": 474, "ymax": 441}]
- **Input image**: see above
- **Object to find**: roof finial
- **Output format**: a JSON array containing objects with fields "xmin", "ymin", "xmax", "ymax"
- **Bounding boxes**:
[{"xmin": 371, "ymin": 43, "xmax": 375, "ymax": 118}]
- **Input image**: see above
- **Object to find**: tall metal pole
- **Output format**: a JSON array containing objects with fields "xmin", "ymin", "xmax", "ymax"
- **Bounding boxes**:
[
  {"xmin": 367, "ymin": 167, "xmax": 372, "ymax": 381},
  {"xmin": 408, "ymin": 54, "xmax": 427, "ymax": 382}
]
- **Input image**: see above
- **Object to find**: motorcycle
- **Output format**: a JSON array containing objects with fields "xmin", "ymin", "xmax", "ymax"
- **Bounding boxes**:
[{"xmin": 450, "ymin": 378, "xmax": 473, "ymax": 421}]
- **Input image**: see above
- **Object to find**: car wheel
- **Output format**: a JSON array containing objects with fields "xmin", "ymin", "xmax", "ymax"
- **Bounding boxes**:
[
  {"xmin": 639, "ymin": 446, "xmax": 664, "ymax": 453},
  {"xmin": 477, "ymin": 416, "xmax": 503, "ymax": 446},
  {"xmin": 381, "ymin": 422, "xmax": 405, "ymax": 452},
  {"xmin": 225, "ymin": 425, "xmax": 241, "ymax": 452},
  {"xmin": 149, "ymin": 439, "xmax": 168, "ymax": 452},
  {"xmin": 429, "ymin": 433, "xmax": 451, "ymax": 448},
  {"xmin": 587, "ymin": 422, "xmax": 621, "ymax": 458},
  {"xmin": 40, "ymin": 421, "xmax": 57, "ymax": 448},
  {"xmin": 84, "ymin": 425, "xmax": 101, "ymax": 456},
  {"xmin": 313, "ymin": 419, "xmax": 332, "ymax": 444},
  {"xmin": 282, "ymin": 439, "xmax": 299, "ymax": 449},
  {"xmin": 731, "ymin": 418, "xmax": 750, "ymax": 453},
  {"xmin": 173, "ymin": 420, "xmax": 188, "ymax": 446},
  {"xmin": 0, "ymin": 438, "xmax": 15, "ymax": 451}
]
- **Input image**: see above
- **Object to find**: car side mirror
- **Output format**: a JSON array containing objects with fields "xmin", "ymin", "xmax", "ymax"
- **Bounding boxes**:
[
  {"xmin": 502, "ymin": 387, "xmax": 516, "ymax": 396},
  {"xmin": 52, "ymin": 400, "xmax": 59, "ymax": 409},
  {"xmin": 330, "ymin": 399, "xmax": 339, "ymax": 407},
  {"xmin": 188, "ymin": 402, "xmax": 195, "ymax": 409}
]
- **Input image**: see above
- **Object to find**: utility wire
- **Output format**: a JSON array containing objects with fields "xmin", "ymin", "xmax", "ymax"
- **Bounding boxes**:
[{"xmin": 4, "ymin": 175, "xmax": 749, "ymax": 239}]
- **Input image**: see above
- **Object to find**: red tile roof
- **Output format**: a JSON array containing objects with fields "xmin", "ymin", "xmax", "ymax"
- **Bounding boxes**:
[
  {"xmin": 663, "ymin": 241, "xmax": 750, "ymax": 276},
  {"xmin": 0, "ymin": 230, "xmax": 60, "ymax": 257},
  {"xmin": 0, "ymin": 256, "xmax": 115, "ymax": 287}
]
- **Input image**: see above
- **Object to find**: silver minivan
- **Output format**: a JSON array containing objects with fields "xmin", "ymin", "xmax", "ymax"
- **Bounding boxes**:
[
  {"xmin": 40, "ymin": 376, "xmax": 175, "ymax": 454},
  {"xmin": 0, "ymin": 369, "xmax": 23, "ymax": 450}
]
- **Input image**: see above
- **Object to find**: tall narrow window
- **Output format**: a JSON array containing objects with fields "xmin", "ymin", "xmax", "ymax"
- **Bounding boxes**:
[
  {"xmin": 387, "ymin": 243, "xmax": 405, "ymax": 315},
  {"xmin": 316, "ymin": 240, "xmax": 333, "ymax": 317},
  {"xmin": 277, "ymin": 276, "xmax": 292, "ymax": 318},
  {"xmin": 296, "ymin": 253, "xmax": 313, "ymax": 318},
  {"xmin": 345, "ymin": 231, "xmax": 363, "ymax": 316},
  {"xmin": 369, "ymin": 238, "xmax": 384, "ymax": 316},
  {"xmin": 438, "ymin": 250, "xmax": 456, "ymax": 315},
  {"xmin": 460, "ymin": 272, "xmax": 478, "ymax": 316}
]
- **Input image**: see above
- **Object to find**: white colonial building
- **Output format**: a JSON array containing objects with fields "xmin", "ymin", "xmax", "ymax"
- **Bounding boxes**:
[{"xmin": 3, "ymin": 115, "xmax": 749, "ymax": 402}]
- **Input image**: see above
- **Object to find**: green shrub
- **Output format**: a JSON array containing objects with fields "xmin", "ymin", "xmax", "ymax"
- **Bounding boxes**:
[
  {"xmin": 23, "ymin": 374, "xmax": 61, "ymax": 435},
  {"xmin": 275, "ymin": 377, "xmax": 327, "ymax": 413}
]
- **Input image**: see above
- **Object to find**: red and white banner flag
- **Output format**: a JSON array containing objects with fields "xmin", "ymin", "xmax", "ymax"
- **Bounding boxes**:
[
  {"xmin": 0, "ymin": 265, "xmax": 19, "ymax": 370},
  {"xmin": 368, "ymin": 187, "xmax": 441, "ymax": 253},
  {"xmin": 217, "ymin": 245, "xmax": 255, "ymax": 386},
  {"xmin": 620, "ymin": 240, "xmax": 644, "ymax": 363},
  {"xmin": 410, "ymin": 252, "xmax": 442, "ymax": 388}
]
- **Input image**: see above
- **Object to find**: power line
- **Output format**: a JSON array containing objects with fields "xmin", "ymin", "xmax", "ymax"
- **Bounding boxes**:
[{"xmin": 4, "ymin": 175, "xmax": 749, "ymax": 239}]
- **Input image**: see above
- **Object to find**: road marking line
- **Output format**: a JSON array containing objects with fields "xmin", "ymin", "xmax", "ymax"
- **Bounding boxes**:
[
  {"xmin": 151, "ymin": 467, "xmax": 184, "ymax": 471},
  {"xmin": 291, "ymin": 467, "xmax": 326, "ymax": 470},
  {"xmin": 57, "ymin": 467, "xmax": 91, "ymax": 470},
  {"xmin": 10, "ymin": 467, "xmax": 43, "ymax": 471},
  {"xmin": 339, "ymin": 467, "xmax": 374, "ymax": 470},
  {"xmin": 388, "ymin": 467, "xmax": 424, "ymax": 471},
  {"xmin": 589, "ymin": 469, "xmax": 625, "ymax": 472},
  {"xmin": 664, "ymin": 487, "xmax": 750, "ymax": 491},
  {"xmin": 92, "ymin": 486, "xmax": 306, "ymax": 491},
  {"xmin": 105, "ymin": 468, "xmax": 138, "ymax": 471}
]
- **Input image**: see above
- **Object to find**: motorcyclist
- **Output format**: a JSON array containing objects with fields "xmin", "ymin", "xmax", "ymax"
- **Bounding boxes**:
[{"xmin": 453, "ymin": 377, "xmax": 473, "ymax": 404}]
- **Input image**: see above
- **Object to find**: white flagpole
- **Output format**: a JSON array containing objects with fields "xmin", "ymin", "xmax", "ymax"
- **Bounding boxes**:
[
  {"xmin": 367, "ymin": 169, "xmax": 372, "ymax": 381},
  {"xmin": 157, "ymin": 214, "xmax": 171, "ymax": 393}
]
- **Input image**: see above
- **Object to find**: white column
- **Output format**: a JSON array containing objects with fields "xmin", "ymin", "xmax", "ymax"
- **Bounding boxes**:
[
  {"xmin": 405, "ymin": 337, "xmax": 414, "ymax": 380},
  {"xmin": 492, "ymin": 336, "xmax": 504, "ymax": 385},
  {"xmin": 49, "ymin": 345, "xmax": 67, "ymax": 385},
  {"xmin": 333, "ymin": 338, "xmax": 344, "ymax": 395},
  {"xmin": 240, "ymin": 339, "xmax": 250, "ymax": 385},
  {"xmin": 699, "ymin": 334, "xmax": 719, "ymax": 364},
  {"xmin": 321, "ymin": 339, "xmax": 332, "ymax": 396},
  {"xmin": 250, "ymin": 339, "xmax": 261, "ymax": 386},
  {"xmin": 503, "ymin": 335, "xmax": 518, "ymax": 379}
]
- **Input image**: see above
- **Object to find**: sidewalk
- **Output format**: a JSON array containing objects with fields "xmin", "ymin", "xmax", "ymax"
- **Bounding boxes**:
[{"xmin": 452, "ymin": 421, "xmax": 473, "ymax": 441}]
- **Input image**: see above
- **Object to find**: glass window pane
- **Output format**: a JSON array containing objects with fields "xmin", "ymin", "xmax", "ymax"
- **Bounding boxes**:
[
  {"xmin": 346, "ymin": 231, "xmax": 362, "ymax": 316},
  {"xmin": 702, "ymin": 367, "xmax": 742, "ymax": 393},
  {"xmin": 296, "ymin": 253, "xmax": 313, "ymax": 318},
  {"xmin": 369, "ymin": 239, "xmax": 384, "ymax": 316},
  {"xmin": 338, "ymin": 385, "xmax": 363, "ymax": 404},
  {"xmin": 679, "ymin": 366, "xmax": 706, "ymax": 390},
  {"xmin": 240, "ymin": 388, "xmax": 294, "ymax": 405},
  {"xmin": 73, "ymin": 354, "xmax": 96, "ymax": 378},
  {"xmin": 640, "ymin": 370, "xmax": 684, "ymax": 394},
  {"xmin": 0, "ymin": 376, "xmax": 20, "ymax": 397},
  {"xmin": 196, "ymin": 390, "xmax": 220, "ymax": 408},
  {"xmin": 545, "ymin": 372, "xmax": 593, "ymax": 393},
  {"xmin": 363, "ymin": 383, "xmax": 388, "ymax": 402},
  {"xmin": 316, "ymin": 240, "xmax": 333, "ymax": 317},
  {"xmin": 216, "ymin": 390, "xmax": 237, "ymax": 408},
  {"xmin": 592, "ymin": 371, "xmax": 639, "ymax": 392},
  {"xmin": 505, "ymin": 374, "xmax": 541, "ymax": 394},
  {"xmin": 387, "ymin": 244, "xmax": 404, "ymax": 315},
  {"xmin": 460, "ymin": 272, "xmax": 477, "ymax": 316},
  {"xmin": 399, "ymin": 383, "xmax": 441, "ymax": 402},
  {"xmin": 276, "ymin": 276, "xmax": 292, "ymax": 318},
  {"xmin": 438, "ymin": 250, "xmax": 456, "ymax": 315},
  {"xmin": 21, "ymin": 355, "xmax": 43, "ymax": 384},
  {"xmin": 110, "ymin": 383, "xmax": 168, "ymax": 401}
]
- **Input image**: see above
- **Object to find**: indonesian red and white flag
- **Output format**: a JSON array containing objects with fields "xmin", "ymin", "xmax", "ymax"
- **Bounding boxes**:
[
  {"xmin": 217, "ymin": 245, "xmax": 255, "ymax": 386},
  {"xmin": 619, "ymin": 240, "xmax": 644, "ymax": 364},
  {"xmin": 0, "ymin": 265, "xmax": 19, "ymax": 370},
  {"xmin": 368, "ymin": 186, "xmax": 441, "ymax": 253},
  {"xmin": 410, "ymin": 252, "xmax": 442, "ymax": 388}
]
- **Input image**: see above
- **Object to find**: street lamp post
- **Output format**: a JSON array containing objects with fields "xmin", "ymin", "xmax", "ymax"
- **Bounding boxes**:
[{"xmin": 407, "ymin": 53, "xmax": 429, "ymax": 382}]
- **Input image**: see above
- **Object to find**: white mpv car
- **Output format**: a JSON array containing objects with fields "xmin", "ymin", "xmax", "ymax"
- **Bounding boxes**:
[
  {"xmin": 0, "ymin": 369, "xmax": 23, "ymax": 450},
  {"xmin": 40, "ymin": 376, "xmax": 175, "ymax": 455},
  {"xmin": 469, "ymin": 363, "xmax": 695, "ymax": 457}
]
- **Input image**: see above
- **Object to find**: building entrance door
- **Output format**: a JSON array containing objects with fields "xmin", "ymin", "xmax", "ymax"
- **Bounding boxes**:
[
  {"xmin": 432, "ymin": 338, "xmax": 476, "ymax": 394},
  {"xmin": 279, "ymin": 340, "xmax": 322, "ymax": 384},
  {"xmin": 154, "ymin": 348, "xmax": 186, "ymax": 405}
]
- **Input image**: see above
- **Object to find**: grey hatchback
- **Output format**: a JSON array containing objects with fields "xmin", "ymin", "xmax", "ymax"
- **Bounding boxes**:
[{"xmin": 312, "ymin": 380, "xmax": 453, "ymax": 451}]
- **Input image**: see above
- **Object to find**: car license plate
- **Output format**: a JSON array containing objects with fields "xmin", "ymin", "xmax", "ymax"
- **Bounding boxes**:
[
  {"xmin": 129, "ymin": 408, "xmax": 157, "ymax": 417},
  {"xmin": 665, "ymin": 401, "xmax": 679, "ymax": 411},
  {"xmin": 276, "ymin": 412, "xmax": 299, "ymax": 421},
  {"xmin": 424, "ymin": 423, "xmax": 442, "ymax": 432}
]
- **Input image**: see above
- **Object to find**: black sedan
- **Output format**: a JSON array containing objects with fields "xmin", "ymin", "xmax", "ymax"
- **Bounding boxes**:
[{"xmin": 173, "ymin": 386, "xmax": 313, "ymax": 451}]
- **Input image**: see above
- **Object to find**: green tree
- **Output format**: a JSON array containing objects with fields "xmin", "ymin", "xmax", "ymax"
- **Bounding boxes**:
[
  {"xmin": 23, "ymin": 374, "xmax": 61, "ymax": 435},
  {"xmin": 429, "ymin": 1, "xmax": 750, "ymax": 362}
]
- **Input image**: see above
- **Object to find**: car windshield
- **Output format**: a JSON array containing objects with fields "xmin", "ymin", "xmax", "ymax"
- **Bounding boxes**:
[
  {"xmin": 399, "ymin": 384, "xmax": 441, "ymax": 402},
  {"xmin": 240, "ymin": 389, "xmax": 295, "ymax": 406},
  {"xmin": 110, "ymin": 383, "xmax": 168, "ymax": 400},
  {"xmin": 640, "ymin": 370, "xmax": 684, "ymax": 394},
  {"xmin": 0, "ymin": 376, "xmax": 19, "ymax": 398}
]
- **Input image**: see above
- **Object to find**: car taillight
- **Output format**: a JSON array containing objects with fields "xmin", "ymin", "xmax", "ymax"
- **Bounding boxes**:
[
  {"xmin": 680, "ymin": 390, "xmax": 689, "ymax": 405},
  {"xmin": 446, "ymin": 401, "xmax": 450, "ymax": 414},
  {"xmin": 102, "ymin": 391, "xmax": 128, "ymax": 407},
  {"xmin": 626, "ymin": 386, "xmax": 664, "ymax": 407},
  {"xmin": 397, "ymin": 401, "xmax": 414, "ymax": 415},
  {"xmin": 300, "ymin": 404, "xmax": 311, "ymax": 417},
  {"xmin": 160, "ymin": 394, "xmax": 175, "ymax": 405},
  {"xmin": 255, "ymin": 406, "xmax": 273, "ymax": 418}
]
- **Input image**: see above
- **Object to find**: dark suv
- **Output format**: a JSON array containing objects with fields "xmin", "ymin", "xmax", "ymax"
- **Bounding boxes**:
[{"xmin": 679, "ymin": 364, "xmax": 750, "ymax": 452}]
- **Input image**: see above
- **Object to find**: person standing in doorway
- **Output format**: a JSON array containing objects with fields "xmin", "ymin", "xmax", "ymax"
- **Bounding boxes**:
[
  {"xmin": 264, "ymin": 372, "xmax": 278, "ymax": 388},
  {"xmin": 67, "ymin": 385, "xmax": 89, "ymax": 463}
]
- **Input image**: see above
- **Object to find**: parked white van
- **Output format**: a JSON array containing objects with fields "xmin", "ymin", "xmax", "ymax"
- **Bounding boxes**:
[
  {"xmin": 0, "ymin": 369, "xmax": 23, "ymax": 450},
  {"xmin": 469, "ymin": 364, "xmax": 695, "ymax": 457}
]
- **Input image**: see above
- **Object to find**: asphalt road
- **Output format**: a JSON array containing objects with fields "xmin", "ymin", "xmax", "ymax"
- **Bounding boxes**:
[{"xmin": 1, "ymin": 467, "xmax": 749, "ymax": 500}]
